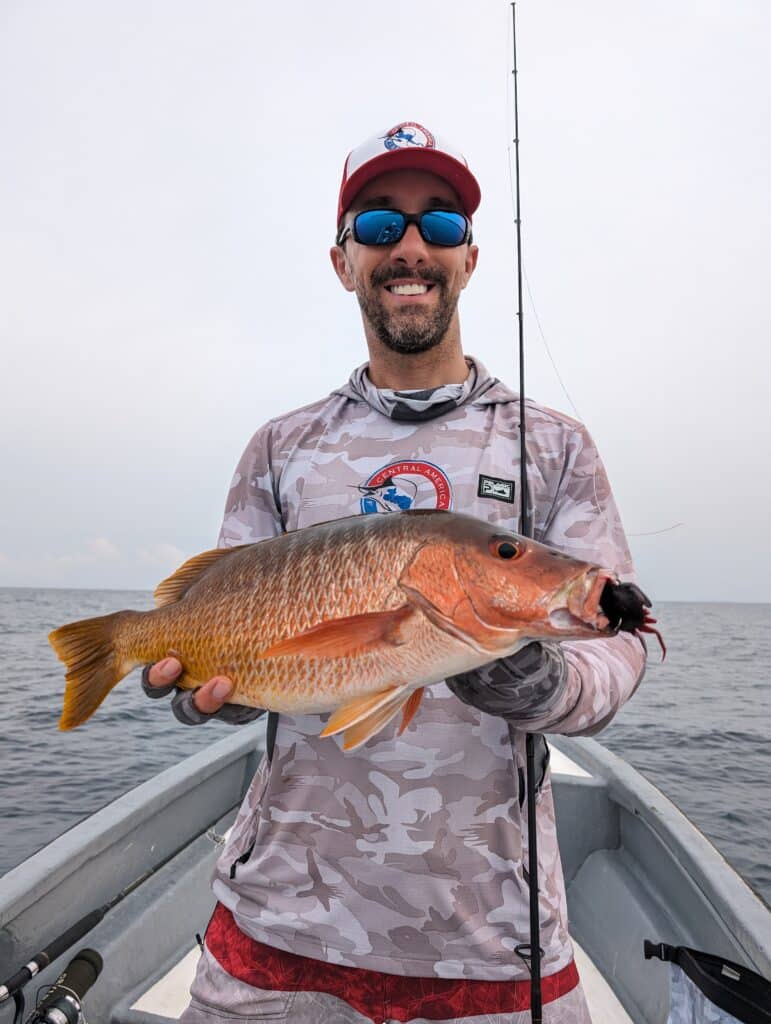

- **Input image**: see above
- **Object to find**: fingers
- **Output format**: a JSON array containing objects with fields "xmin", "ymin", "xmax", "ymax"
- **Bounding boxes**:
[
  {"xmin": 192, "ymin": 676, "xmax": 235, "ymax": 715},
  {"xmin": 147, "ymin": 657, "xmax": 183, "ymax": 688},
  {"xmin": 145, "ymin": 658, "xmax": 235, "ymax": 715}
]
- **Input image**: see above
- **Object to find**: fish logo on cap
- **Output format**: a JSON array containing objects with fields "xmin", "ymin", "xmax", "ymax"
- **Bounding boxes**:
[{"xmin": 382, "ymin": 122, "xmax": 435, "ymax": 152}]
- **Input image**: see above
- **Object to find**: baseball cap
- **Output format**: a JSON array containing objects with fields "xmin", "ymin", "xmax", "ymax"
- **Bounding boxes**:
[{"xmin": 337, "ymin": 121, "xmax": 481, "ymax": 224}]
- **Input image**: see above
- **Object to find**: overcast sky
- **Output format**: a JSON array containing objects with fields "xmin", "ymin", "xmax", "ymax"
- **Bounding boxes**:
[{"xmin": 1, "ymin": 1, "xmax": 769, "ymax": 602}]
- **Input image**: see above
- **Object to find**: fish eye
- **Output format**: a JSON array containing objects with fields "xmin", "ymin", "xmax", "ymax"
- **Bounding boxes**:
[{"xmin": 490, "ymin": 538, "xmax": 520, "ymax": 560}]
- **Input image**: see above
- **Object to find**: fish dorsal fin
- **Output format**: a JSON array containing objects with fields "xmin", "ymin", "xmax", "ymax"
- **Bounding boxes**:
[{"xmin": 153, "ymin": 547, "xmax": 242, "ymax": 607}]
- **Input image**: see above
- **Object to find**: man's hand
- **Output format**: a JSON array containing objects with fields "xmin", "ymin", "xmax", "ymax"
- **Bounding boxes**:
[
  {"xmin": 142, "ymin": 658, "xmax": 265, "ymax": 726},
  {"xmin": 445, "ymin": 642, "xmax": 568, "ymax": 723},
  {"xmin": 146, "ymin": 657, "xmax": 235, "ymax": 712}
]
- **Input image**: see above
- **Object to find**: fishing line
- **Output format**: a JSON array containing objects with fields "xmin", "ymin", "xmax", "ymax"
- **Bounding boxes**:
[
  {"xmin": 505, "ymin": 69, "xmax": 680, "ymax": 546},
  {"xmin": 504, "ymin": 17, "xmax": 580, "ymax": 427},
  {"xmin": 628, "ymin": 522, "xmax": 684, "ymax": 537},
  {"xmin": 523, "ymin": 270, "xmax": 582, "ymax": 420}
]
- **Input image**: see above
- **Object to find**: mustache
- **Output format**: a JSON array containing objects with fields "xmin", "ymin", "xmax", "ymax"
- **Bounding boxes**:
[{"xmin": 370, "ymin": 266, "xmax": 448, "ymax": 288}]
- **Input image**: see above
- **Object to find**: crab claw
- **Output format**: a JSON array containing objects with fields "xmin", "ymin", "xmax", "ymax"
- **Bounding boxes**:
[
  {"xmin": 635, "ymin": 611, "xmax": 667, "ymax": 661},
  {"xmin": 600, "ymin": 581, "xmax": 666, "ymax": 660}
]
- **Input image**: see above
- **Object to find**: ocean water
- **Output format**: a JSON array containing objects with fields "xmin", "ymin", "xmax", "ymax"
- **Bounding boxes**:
[{"xmin": 0, "ymin": 588, "xmax": 769, "ymax": 907}]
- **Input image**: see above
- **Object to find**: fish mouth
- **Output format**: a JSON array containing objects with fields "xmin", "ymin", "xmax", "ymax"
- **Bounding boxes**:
[{"xmin": 548, "ymin": 569, "xmax": 617, "ymax": 635}]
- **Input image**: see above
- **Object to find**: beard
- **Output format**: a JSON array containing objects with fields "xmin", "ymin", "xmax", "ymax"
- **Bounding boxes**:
[{"xmin": 356, "ymin": 266, "xmax": 459, "ymax": 355}]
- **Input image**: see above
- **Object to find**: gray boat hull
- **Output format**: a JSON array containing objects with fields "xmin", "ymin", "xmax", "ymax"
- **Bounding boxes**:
[{"xmin": 0, "ymin": 724, "xmax": 768, "ymax": 1023}]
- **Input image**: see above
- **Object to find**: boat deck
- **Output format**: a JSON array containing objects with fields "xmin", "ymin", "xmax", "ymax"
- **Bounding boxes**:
[{"xmin": 129, "ymin": 748, "xmax": 632, "ymax": 1022}]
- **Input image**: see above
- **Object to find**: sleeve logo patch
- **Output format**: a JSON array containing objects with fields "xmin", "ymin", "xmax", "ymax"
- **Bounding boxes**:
[{"xmin": 477, "ymin": 474, "xmax": 515, "ymax": 504}]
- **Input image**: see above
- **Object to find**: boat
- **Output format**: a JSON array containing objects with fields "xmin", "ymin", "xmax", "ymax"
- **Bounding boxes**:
[{"xmin": 1, "ymin": 719, "xmax": 768, "ymax": 1023}]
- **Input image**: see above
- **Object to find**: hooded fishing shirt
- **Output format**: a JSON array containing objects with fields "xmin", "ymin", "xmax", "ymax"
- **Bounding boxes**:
[{"xmin": 211, "ymin": 356, "xmax": 646, "ymax": 982}]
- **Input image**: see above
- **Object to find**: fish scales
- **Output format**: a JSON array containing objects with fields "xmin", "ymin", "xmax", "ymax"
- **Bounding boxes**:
[
  {"xmin": 122, "ymin": 515, "xmax": 439, "ymax": 709},
  {"xmin": 49, "ymin": 510, "xmax": 620, "ymax": 746}
]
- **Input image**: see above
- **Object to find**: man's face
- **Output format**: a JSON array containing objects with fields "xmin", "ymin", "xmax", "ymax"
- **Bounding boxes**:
[{"xmin": 330, "ymin": 169, "xmax": 479, "ymax": 355}]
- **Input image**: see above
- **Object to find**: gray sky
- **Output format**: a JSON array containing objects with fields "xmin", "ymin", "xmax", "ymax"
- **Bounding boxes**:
[{"xmin": 1, "ymin": 0, "xmax": 769, "ymax": 601}]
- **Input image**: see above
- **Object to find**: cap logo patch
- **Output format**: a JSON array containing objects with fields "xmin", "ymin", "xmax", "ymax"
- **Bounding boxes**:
[{"xmin": 382, "ymin": 122, "xmax": 435, "ymax": 152}]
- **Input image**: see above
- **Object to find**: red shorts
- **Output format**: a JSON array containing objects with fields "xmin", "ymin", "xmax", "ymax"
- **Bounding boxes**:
[{"xmin": 206, "ymin": 903, "xmax": 579, "ymax": 1022}]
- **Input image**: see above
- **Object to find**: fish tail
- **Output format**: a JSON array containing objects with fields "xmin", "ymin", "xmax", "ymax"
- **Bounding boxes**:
[{"xmin": 49, "ymin": 611, "xmax": 139, "ymax": 729}]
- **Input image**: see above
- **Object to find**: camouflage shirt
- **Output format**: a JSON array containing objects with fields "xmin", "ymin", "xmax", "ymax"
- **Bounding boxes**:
[{"xmin": 210, "ymin": 357, "xmax": 646, "ymax": 981}]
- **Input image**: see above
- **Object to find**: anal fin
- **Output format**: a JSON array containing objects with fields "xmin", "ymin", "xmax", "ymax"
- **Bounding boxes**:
[
  {"xmin": 397, "ymin": 686, "xmax": 424, "ymax": 735},
  {"xmin": 319, "ymin": 685, "xmax": 426, "ymax": 751},
  {"xmin": 319, "ymin": 685, "xmax": 409, "ymax": 738}
]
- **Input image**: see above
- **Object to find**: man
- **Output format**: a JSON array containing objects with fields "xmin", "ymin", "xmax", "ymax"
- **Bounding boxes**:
[{"xmin": 145, "ymin": 122, "xmax": 646, "ymax": 1023}]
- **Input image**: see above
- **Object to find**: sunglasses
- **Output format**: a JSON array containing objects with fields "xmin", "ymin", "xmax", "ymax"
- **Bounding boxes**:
[{"xmin": 336, "ymin": 208, "xmax": 472, "ymax": 248}]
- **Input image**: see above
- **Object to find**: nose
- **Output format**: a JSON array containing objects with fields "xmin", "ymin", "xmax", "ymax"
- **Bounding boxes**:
[{"xmin": 387, "ymin": 221, "xmax": 431, "ymax": 266}]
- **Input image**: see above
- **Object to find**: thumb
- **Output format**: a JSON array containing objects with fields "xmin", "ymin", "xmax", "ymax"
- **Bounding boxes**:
[{"xmin": 192, "ymin": 676, "xmax": 235, "ymax": 715}]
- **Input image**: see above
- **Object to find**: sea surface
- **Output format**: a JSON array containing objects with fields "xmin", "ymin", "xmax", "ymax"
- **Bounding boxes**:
[{"xmin": 0, "ymin": 588, "xmax": 769, "ymax": 907}]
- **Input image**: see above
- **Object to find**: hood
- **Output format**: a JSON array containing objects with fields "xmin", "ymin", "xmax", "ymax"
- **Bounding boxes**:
[{"xmin": 332, "ymin": 356, "xmax": 519, "ymax": 421}]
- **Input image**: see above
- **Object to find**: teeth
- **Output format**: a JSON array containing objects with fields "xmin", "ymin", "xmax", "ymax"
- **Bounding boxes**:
[{"xmin": 388, "ymin": 283, "xmax": 429, "ymax": 295}]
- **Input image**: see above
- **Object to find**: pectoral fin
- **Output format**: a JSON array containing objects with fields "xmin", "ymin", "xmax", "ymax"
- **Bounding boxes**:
[{"xmin": 259, "ymin": 605, "xmax": 415, "ymax": 659}]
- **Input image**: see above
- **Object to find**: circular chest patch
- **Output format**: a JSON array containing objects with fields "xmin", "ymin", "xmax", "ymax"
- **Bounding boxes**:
[{"xmin": 359, "ymin": 460, "xmax": 452, "ymax": 514}]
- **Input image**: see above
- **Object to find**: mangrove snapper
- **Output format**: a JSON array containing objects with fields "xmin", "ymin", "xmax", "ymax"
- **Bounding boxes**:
[{"xmin": 50, "ymin": 510, "xmax": 620, "ymax": 749}]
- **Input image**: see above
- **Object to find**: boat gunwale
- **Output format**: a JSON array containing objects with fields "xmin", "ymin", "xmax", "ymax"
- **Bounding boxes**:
[
  {"xmin": 0, "ymin": 719, "xmax": 266, "ymax": 932},
  {"xmin": 550, "ymin": 735, "xmax": 771, "ymax": 977}
]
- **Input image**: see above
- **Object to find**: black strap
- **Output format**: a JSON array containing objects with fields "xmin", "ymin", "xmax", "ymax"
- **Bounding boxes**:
[
  {"xmin": 266, "ymin": 711, "xmax": 279, "ymax": 762},
  {"xmin": 644, "ymin": 942, "xmax": 771, "ymax": 1024},
  {"xmin": 228, "ymin": 713, "xmax": 278, "ymax": 880},
  {"xmin": 517, "ymin": 734, "xmax": 549, "ymax": 808},
  {"xmin": 229, "ymin": 840, "xmax": 256, "ymax": 879}
]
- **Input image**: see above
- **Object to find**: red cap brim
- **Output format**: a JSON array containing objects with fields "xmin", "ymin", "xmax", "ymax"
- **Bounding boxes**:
[{"xmin": 338, "ymin": 149, "xmax": 481, "ymax": 224}]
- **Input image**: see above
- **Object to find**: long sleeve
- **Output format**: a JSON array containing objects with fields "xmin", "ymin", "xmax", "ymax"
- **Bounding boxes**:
[
  {"xmin": 447, "ymin": 420, "xmax": 646, "ymax": 734},
  {"xmin": 532, "ymin": 422, "xmax": 646, "ymax": 734},
  {"xmin": 218, "ymin": 420, "xmax": 285, "ymax": 548}
]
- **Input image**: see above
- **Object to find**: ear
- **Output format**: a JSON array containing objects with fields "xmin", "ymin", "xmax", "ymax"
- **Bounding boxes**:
[
  {"xmin": 461, "ymin": 243, "xmax": 479, "ymax": 290},
  {"xmin": 330, "ymin": 245, "xmax": 356, "ymax": 292}
]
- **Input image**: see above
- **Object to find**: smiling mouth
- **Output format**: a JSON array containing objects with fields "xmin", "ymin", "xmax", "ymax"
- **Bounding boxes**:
[{"xmin": 385, "ymin": 282, "xmax": 435, "ymax": 296}]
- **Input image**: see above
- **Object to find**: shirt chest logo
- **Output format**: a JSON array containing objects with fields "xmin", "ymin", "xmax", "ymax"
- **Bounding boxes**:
[
  {"xmin": 358, "ymin": 460, "xmax": 452, "ymax": 514},
  {"xmin": 478, "ymin": 474, "xmax": 515, "ymax": 504}
]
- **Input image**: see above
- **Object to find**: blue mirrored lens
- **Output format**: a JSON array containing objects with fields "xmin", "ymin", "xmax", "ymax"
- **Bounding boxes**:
[
  {"xmin": 351, "ymin": 209, "xmax": 469, "ymax": 246},
  {"xmin": 420, "ymin": 211, "xmax": 468, "ymax": 246},
  {"xmin": 354, "ymin": 210, "xmax": 406, "ymax": 245}
]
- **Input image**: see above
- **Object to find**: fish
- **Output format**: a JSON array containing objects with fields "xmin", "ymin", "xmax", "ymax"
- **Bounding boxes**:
[{"xmin": 49, "ymin": 510, "xmax": 619, "ymax": 750}]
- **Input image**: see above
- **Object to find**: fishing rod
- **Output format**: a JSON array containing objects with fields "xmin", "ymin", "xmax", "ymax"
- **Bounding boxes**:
[
  {"xmin": 21, "ymin": 948, "xmax": 103, "ymax": 1024},
  {"xmin": 508, "ymin": 11, "xmax": 665, "ymax": 1019},
  {"xmin": 512, "ymin": 2, "xmax": 530, "ymax": 544},
  {"xmin": 0, "ymin": 808, "xmax": 233, "ymax": 1017},
  {"xmin": 510, "ymin": 4, "xmax": 543, "ymax": 1022}
]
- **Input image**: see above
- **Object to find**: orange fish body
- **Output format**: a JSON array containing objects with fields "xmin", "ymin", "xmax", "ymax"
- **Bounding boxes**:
[{"xmin": 50, "ymin": 511, "xmax": 616, "ymax": 749}]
